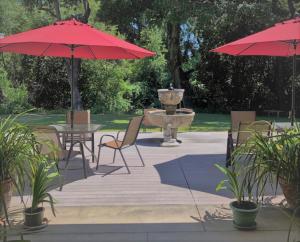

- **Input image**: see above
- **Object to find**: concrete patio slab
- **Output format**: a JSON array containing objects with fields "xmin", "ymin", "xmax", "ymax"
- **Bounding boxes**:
[{"xmin": 44, "ymin": 205, "xmax": 202, "ymax": 227}]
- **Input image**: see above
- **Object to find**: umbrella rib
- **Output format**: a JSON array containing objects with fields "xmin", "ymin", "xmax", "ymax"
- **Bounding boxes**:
[
  {"xmin": 0, "ymin": 43, "xmax": 14, "ymax": 50},
  {"xmin": 121, "ymin": 47, "xmax": 142, "ymax": 59},
  {"xmin": 88, "ymin": 46, "xmax": 97, "ymax": 59},
  {"xmin": 236, "ymin": 43, "xmax": 256, "ymax": 56},
  {"xmin": 40, "ymin": 43, "xmax": 52, "ymax": 56}
]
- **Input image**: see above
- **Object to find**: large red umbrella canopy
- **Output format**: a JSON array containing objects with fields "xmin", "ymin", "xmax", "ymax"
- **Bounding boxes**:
[
  {"xmin": 211, "ymin": 18, "xmax": 300, "ymax": 56},
  {"xmin": 212, "ymin": 17, "xmax": 300, "ymax": 125},
  {"xmin": 0, "ymin": 19, "xmax": 154, "ymax": 59},
  {"xmin": 0, "ymin": 19, "xmax": 155, "ymax": 126}
]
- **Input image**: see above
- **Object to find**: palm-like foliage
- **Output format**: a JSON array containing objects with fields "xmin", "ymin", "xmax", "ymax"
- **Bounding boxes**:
[
  {"xmin": 27, "ymin": 156, "xmax": 59, "ymax": 216},
  {"xmin": 231, "ymin": 127, "xmax": 300, "ymax": 200},
  {"xmin": 215, "ymin": 164, "xmax": 244, "ymax": 203},
  {"xmin": 0, "ymin": 114, "xmax": 36, "ymax": 192}
]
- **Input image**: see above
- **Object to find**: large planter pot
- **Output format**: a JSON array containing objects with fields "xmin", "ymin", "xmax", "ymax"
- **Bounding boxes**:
[
  {"xmin": 279, "ymin": 178, "xmax": 300, "ymax": 209},
  {"xmin": 230, "ymin": 201, "xmax": 259, "ymax": 230},
  {"xmin": 0, "ymin": 179, "xmax": 13, "ymax": 216},
  {"xmin": 24, "ymin": 207, "xmax": 45, "ymax": 228}
]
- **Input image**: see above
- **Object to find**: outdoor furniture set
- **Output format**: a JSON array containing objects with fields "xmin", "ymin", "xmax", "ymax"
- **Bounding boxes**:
[{"xmin": 33, "ymin": 110, "xmax": 145, "ymax": 183}]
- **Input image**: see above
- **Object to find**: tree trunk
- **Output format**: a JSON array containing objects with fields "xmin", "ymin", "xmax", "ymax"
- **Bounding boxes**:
[
  {"xmin": 53, "ymin": 0, "xmax": 62, "ymax": 21},
  {"xmin": 67, "ymin": 58, "xmax": 82, "ymax": 110},
  {"xmin": 167, "ymin": 22, "xmax": 182, "ymax": 88},
  {"xmin": 288, "ymin": 0, "xmax": 296, "ymax": 18},
  {"xmin": 65, "ymin": 0, "xmax": 91, "ymax": 110}
]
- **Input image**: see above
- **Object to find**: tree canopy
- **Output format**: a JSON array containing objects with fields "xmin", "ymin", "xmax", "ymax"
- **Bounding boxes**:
[{"xmin": 0, "ymin": 0, "xmax": 298, "ymax": 114}]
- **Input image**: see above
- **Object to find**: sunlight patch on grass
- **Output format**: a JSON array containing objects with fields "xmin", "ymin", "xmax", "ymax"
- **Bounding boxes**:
[{"xmin": 112, "ymin": 119, "xmax": 130, "ymax": 124}]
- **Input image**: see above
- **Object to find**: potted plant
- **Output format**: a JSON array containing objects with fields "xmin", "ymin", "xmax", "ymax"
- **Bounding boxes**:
[
  {"xmin": 24, "ymin": 156, "xmax": 59, "ymax": 228},
  {"xmin": 215, "ymin": 164, "xmax": 259, "ymax": 230},
  {"xmin": 234, "ymin": 128, "xmax": 300, "ymax": 209},
  {"xmin": 0, "ymin": 115, "xmax": 36, "ymax": 220}
]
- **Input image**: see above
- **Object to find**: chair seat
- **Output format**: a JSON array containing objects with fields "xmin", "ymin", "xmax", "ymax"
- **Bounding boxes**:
[{"xmin": 102, "ymin": 140, "xmax": 123, "ymax": 149}]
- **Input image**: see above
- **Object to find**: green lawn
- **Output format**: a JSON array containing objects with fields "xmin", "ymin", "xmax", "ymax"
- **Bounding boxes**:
[{"xmin": 8, "ymin": 112, "xmax": 290, "ymax": 132}]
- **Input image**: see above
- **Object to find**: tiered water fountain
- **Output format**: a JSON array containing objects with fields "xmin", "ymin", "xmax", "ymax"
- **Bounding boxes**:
[{"xmin": 147, "ymin": 85, "xmax": 195, "ymax": 147}]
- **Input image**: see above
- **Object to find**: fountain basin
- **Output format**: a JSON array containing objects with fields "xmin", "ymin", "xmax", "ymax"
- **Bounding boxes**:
[
  {"xmin": 158, "ymin": 89, "xmax": 184, "ymax": 106},
  {"xmin": 147, "ymin": 108, "xmax": 195, "ymax": 128},
  {"xmin": 147, "ymin": 108, "xmax": 195, "ymax": 147}
]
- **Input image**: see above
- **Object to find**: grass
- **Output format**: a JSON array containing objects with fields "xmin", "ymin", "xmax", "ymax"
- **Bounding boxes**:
[{"xmin": 6, "ymin": 111, "xmax": 290, "ymax": 132}]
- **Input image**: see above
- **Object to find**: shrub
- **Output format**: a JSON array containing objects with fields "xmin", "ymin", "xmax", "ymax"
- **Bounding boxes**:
[{"xmin": 0, "ymin": 68, "xmax": 31, "ymax": 114}]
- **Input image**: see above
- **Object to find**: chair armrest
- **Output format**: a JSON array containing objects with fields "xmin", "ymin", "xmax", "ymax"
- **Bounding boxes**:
[
  {"xmin": 116, "ymin": 131, "xmax": 124, "ymax": 140},
  {"xmin": 98, "ymin": 134, "xmax": 117, "ymax": 146}
]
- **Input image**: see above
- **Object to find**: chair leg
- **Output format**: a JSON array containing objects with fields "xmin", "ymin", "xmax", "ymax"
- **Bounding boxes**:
[
  {"xmin": 113, "ymin": 149, "xmax": 117, "ymax": 163},
  {"xmin": 135, "ymin": 144, "xmax": 145, "ymax": 167},
  {"xmin": 96, "ymin": 145, "xmax": 102, "ymax": 170},
  {"xmin": 79, "ymin": 142, "xmax": 87, "ymax": 179},
  {"xmin": 54, "ymin": 160, "xmax": 64, "ymax": 189},
  {"xmin": 118, "ymin": 149, "xmax": 130, "ymax": 174},
  {"xmin": 226, "ymin": 132, "xmax": 234, "ymax": 167},
  {"xmin": 58, "ymin": 172, "xmax": 64, "ymax": 191}
]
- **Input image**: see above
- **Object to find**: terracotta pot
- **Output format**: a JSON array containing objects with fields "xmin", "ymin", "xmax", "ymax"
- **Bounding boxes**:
[
  {"xmin": 279, "ymin": 178, "xmax": 300, "ymax": 209},
  {"xmin": 0, "ymin": 179, "xmax": 13, "ymax": 216}
]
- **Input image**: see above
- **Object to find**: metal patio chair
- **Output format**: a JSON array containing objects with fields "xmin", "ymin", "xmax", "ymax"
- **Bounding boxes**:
[
  {"xmin": 226, "ymin": 111, "xmax": 256, "ymax": 166},
  {"xmin": 63, "ymin": 110, "xmax": 92, "ymax": 147},
  {"xmin": 33, "ymin": 126, "xmax": 80, "ymax": 168},
  {"xmin": 33, "ymin": 126, "xmax": 81, "ymax": 190},
  {"xmin": 226, "ymin": 120, "xmax": 272, "ymax": 167},
  {"xmin": 96, "ymin": 116, "xmax": 145, "ymax": 174}
]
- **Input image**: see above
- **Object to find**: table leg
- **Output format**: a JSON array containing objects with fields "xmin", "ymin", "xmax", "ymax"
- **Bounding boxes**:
[
  {"xmin": 92, "ymin": 133, "xmax": 95, "ymax": 163},
  {"xmin": 65, "ymin": 141, "xmax": 76, "ymax": 169},
  {"xmin": 83, "ymin": 141, "xmax": 97, "ymax": 162},
  {"xmin": 79, "ymin": 142, "xmax": 87, "ymax": 179}
]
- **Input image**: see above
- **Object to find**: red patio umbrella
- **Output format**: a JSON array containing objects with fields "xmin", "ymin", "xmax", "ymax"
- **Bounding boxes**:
[
  {"xmin": 211, "ymin": 17, "xmax": 300, "ymax": 125},
  {"xmin": 0, "ymin": 19, "xmax": 155, "ymax": 125}
]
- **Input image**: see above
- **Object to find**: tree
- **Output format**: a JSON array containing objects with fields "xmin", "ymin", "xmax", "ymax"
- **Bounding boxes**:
[{"xmin": 21, "ymin": 0, "xmax": 91, "ymax": 110}]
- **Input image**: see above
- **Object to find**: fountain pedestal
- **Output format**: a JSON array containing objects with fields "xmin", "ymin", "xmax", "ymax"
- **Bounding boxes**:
[
  {"xmin": 162, "ymin": 125, "xmax": 179, "ymax": 147},
  {"xmin": 147, "ymin": 88, "xmax": 195, "ymax": 147}
]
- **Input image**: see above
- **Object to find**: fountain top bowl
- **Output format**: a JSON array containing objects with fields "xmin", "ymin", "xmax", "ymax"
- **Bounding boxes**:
[{"xmin": 158, "ymin": 89, "xmax": 184, "ymax": 106}]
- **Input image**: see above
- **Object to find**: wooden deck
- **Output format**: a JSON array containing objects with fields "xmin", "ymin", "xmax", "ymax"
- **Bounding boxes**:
[
  {"xmin": 49, "ymin": 131, "xmax": 231, "ymax": 207},
  {"xmin": 12, "ymin": 131, "xmax": 283, "ymax": 207},
  {"xmin": 9, "ymin": 131, "xmax": 290, "ymax": 242}
]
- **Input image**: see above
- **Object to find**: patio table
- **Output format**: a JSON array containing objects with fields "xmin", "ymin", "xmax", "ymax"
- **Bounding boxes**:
[{"xmin": 51, "ymin": 124, "xmax": 100, "ymax": 178}]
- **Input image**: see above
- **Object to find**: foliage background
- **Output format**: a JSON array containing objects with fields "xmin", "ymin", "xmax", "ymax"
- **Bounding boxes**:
[{"xmin": 0, "ymin": 0, "xmax": 298, "ymax": 115}]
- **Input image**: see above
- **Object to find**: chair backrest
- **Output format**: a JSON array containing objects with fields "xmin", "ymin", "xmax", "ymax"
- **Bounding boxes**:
[
  {"xmin": 236, "ymin": 120, "xmax": 272, "ymax": 146},
  {"xmin": 122, "ymin": 116, "xmax": 144, "ymax": 147},
  {"xmin": 66, "ymin": 110, "xmax": 90, "ymax": 124},
  {"xmin": 32, "ymin": 126, "xmax": 62, "ymax": 157},
  {"xmin": 231, "ymin": 111, "xmax": 256, "ymax": 132}
]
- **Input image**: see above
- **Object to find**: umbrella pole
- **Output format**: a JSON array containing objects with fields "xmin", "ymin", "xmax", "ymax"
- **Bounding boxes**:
[
  {"xmin": 292, "ymin": 53, "xmax": 296, "ymax": 126},
  {"xmin": 71, "ymin": 45, "xmax": 74, "ymax": 128}
]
